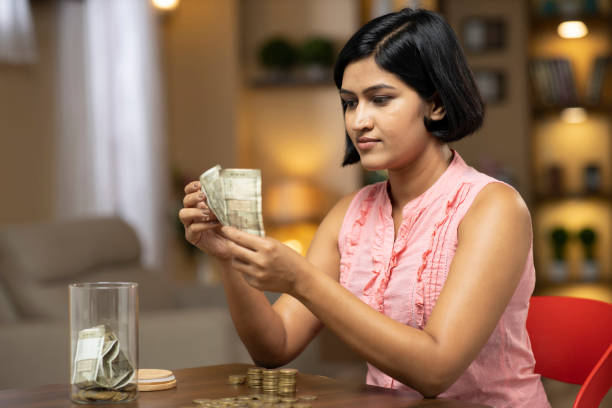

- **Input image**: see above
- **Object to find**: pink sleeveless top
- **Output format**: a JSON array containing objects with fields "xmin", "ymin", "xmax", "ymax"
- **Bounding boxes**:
[{"xmin": 338, "ymin": 151, "xmax": 550, "ymax": 407}]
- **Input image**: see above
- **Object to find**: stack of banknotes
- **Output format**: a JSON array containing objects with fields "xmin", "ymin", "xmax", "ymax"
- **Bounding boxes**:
[
  {"xmin": 71, "ymin": 325, "xmax": 136, "ymax": 402},
  {"xmin": 200, "ymin": 165, "xmax": 265, "ymax": 237}
]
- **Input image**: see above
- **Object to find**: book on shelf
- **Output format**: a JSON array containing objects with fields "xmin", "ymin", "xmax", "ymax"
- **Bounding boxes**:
[
  {"xmin": 529, "ymin": 58, "xmax": 578, "ymax": 107},
  {"xmin": 586, "ymin": 55, "xmax": 612, "ymax": 105}
]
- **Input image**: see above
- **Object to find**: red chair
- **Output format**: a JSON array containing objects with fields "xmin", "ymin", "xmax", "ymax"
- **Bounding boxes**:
[{"xmin": 526, "ymin": 295, "xmax": 612, "ymax": 408}]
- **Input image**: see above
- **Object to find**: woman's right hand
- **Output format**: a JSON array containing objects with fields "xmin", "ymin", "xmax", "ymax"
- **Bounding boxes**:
[{"xmin": 178, "ymin": 181, "xmax": 232, "ymax": 260}]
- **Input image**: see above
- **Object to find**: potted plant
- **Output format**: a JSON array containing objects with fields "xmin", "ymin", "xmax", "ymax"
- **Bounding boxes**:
[
  {"xmin": 299, "ymin": 37, "xmax": 334, "ymax": 81},
  {"xmin": 578, "ymin": 227, "xmax": 598, "ymax": 281},
  {"xmin": 258, "ymin": 37, "xmax": 298, "ymax": 81},
  {"xmin": 549, "ymin": 227, "xmax": 569, "ymax": 283}
]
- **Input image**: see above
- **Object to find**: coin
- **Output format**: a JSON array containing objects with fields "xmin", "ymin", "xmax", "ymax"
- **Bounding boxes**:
[
  {"xmin": 280, "ymin": 397, "xmax": 298, "ymax": 403},
  {"xmin": 228, "ymin": 374, "xmax": 247, "ymax": 385},
  {"xmin": 193, "ymin": 398, "xmax": 213, "ymax": 404}
]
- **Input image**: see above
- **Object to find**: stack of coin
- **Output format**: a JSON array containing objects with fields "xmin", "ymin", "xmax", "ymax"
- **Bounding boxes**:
[
  {"xmin": 227, "ymin": 374, "xmax": 246, "ymax": 385},
  {"xmin": 246, "ymin": 367, "xmax": 263, "ymax": 389},
  {"xmin": 262, "ymin": 369, "xmax": 279, "ymax": 394},
  {"xmin": 278, "ymin": 368, "xmax": 297, "ymax": 396}
]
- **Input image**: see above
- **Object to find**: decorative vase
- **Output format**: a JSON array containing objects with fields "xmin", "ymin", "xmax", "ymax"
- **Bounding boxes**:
[
  {"xmin": 581, "ymin": 259, "xmax": 599, "ymax": 282},
  {"xmin": 549, "ymin": 260, "xmax": 569, "ymax": 283}
]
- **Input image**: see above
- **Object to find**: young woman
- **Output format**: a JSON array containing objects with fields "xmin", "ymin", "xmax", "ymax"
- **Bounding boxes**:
[{"xmin": 179, "ymin": 8, "xmax": 550, "ymax": 407}]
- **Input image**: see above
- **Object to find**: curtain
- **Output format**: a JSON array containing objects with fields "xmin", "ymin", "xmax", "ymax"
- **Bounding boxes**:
[
  {"xmin": 57, "ymin": 0, "xmax": 168, "ymax": 270},
  {"xmin": 0, "ymin": 0, "xmax": 36, "ymax": 63}
]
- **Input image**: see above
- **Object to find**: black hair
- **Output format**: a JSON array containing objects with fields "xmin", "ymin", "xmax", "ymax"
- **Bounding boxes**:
[{"xmin": 334, "ymin": 8, "xmax": 484, "ymax": 166}]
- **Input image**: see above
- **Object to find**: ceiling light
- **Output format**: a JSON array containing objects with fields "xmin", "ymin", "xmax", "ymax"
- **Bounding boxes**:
[
  {"xmin": 560, "ymin": 107, "xmax": 587, "ymax": 123},
  {"xmin": 557, "ymin": 21, "xmax": 588, "ymax": 39},
  {"xmin": 151, "ymin": 0, "xmax": 179, "ymax": 11}
]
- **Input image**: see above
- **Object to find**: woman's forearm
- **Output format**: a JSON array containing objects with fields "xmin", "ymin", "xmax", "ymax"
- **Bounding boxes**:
[
  {"xmin": 293, "ymin": 266, "xmax": 448, "ymax": 397},
  {"xmin": 220, "ymin": 261, "xmax": 290, "ymax": 367}
]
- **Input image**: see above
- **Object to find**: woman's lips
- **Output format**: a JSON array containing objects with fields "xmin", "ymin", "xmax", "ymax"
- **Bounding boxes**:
[{"xmin": 356, "ymin": 137, "xmax": 380, "ymax": 150}]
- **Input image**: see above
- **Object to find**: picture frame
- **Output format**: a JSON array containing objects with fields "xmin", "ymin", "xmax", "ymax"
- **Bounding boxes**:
[
  {"xmin": 360, "ymin": 0, "xmax": 440, "ymax": 25},
  {"xmin": 461, "ymin": 16, "xmax": 506, "ymax": 54},
  {"xmin": 473, "ymin": 69, "xmax": 506, "ymax": 104}
]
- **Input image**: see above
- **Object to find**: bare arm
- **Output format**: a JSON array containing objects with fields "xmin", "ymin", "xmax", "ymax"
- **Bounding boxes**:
[
  {"xmin": 224, "ymin": 193, "xmax": 355, "ymax": 366},
  {"xmin": 178, "ymin": 179, "xmax": 356, "ymax": 366},
  {"xmin": 224, "ymin": 183, "xmax": 531, "ymax": 396}
]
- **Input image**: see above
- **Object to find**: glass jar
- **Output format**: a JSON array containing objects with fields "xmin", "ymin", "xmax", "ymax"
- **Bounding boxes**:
[{"xmin": 69, "ymin": 282, "xmax": 139, "ymax": 404}]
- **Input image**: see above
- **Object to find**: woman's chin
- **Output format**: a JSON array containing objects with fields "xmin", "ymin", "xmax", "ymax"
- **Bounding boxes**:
[{"xmin": 359, "ymin": 157, "xmax": 388, "ymax": 172}]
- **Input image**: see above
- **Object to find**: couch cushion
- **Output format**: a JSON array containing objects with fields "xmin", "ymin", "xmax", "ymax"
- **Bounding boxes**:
[
  {"xmin": 0, "ymin": 217, "xmax": 140, "ymax": 283},
  {"xmin": 0, "ymin": 217, "xmax": 175, "ymax": 320},
  {"xmin": 11, "ymin": 265, "xmax": 178, "ymax": 320},
  {"xmin": 0, "ymin": 278, "xmax": 18, "ymax": 323}
]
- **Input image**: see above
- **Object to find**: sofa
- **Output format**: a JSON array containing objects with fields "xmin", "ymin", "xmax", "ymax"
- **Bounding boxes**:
[{"xmin": 0, "ymin": 216, "xmax": 365, "ymax": 390}]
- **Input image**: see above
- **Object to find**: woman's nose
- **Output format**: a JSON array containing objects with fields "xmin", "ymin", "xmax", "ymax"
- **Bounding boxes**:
[{"xmin": 350, "ymin": 105, "xmax": 374, "ymax": 132}]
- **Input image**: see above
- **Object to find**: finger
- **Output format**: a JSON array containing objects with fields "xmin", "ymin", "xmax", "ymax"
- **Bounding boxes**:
[
  {"xmin": 226, "ymin": 239, "xmax": 258, "ymax": 264},
  {"xmin": 221, "ymin": 226, "xmax": 264, "ymax": 251},
  {"xmin": 187, "ymin": 221, "xmax": 222, "ymax": 233},
  {"xmin": 185, "ymin": 222, "xmax": 221, "ymax": 244},
  {"xmin": 184, "ymin": 181, "xmax": 201, "ymax": 194},
  {"xmin": 179, "ymin": 208, "xmax": 213, "ymax": 227},
  {"xmin": 183, "ymin": 191, "xmax": 208, "ymax": 208}
]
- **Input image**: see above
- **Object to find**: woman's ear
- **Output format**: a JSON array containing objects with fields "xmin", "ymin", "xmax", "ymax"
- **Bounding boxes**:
[
  {"xmin": 426, "ymin": 93, "xmax": 446, "ymax": 120},
  {"xmin": 429, "ymin": 103, "xmax": 446, "ymax": 120}
]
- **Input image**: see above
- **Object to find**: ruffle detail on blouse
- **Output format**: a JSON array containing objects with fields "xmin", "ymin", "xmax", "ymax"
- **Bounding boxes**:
[
  {"xmin": 362, "ymin": 205, "xmax": 389, "ymax": 310},
  {"xmin": 414, "ymin": 183, "xmax": 472, "ymax": 328},
  {"xmin": 339, "ymin": 184, "xmax": 380, "ymax": 287},
  {"xmin": 369, "ymin": 206, "xmax": 428, "ymax": 312}
]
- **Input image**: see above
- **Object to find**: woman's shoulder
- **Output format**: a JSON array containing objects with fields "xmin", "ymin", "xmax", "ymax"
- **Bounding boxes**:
[{"xmin": 461, "ymin": 181, "xmax": 531, "ymax": 238}]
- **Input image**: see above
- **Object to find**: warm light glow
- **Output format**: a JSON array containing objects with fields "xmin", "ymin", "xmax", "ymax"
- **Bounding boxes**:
[
  {"xmin": 283, "ymin": 239, "xmax": 304, "ymax": 255},
  {"xmin": 268, "ymin": 223, "xmax": 318, "ymax": 257},
  {"xmin": 265, "ymin": 180, "xmax": 325, "ymax": 223},
  {"xmin": 557, "ymin": 21, "xmax": 588, "ymax": 39},
  {"xmin": 151, "ymin": 0, "xmax": 179, "ymax": 11},
  {"xmin": 560, "ymin": 107, "xmax": 587, "ymax": 123}
]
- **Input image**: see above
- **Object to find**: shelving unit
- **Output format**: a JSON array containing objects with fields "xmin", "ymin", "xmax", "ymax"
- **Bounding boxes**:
[{"xmin": 528, "ymin": 1, "xmax": 612, "ymax": 301}]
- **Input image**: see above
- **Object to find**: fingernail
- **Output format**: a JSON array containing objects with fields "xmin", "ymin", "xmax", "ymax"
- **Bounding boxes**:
[
  {"xmin": 201, "ymin": 209, "xmax": 209, "ymax": 216},
  {"xmin": 198, "ymin": 193, "xmax": 205, "ymax": 199}
]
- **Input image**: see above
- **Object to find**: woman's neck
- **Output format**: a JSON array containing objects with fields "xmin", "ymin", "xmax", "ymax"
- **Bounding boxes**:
[{"xmin": 386, "ymin": 144, "xmax": 453, "ymax": 210}]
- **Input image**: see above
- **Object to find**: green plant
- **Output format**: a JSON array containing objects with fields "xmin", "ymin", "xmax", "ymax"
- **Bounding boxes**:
[
  {"xmin": 550, "ymin": 227, "xmax": 569, "ymax": 261},
  {"xmin": 299, "ymin": 37, "xmax": 335, "ymax": 67},
  {"xmin": 259, "ymin": 37, "xmax": 298, "ymax": 71},
  {"xmin": 578, "ymin": 227, "xmax": 597, "ymax": 260}
]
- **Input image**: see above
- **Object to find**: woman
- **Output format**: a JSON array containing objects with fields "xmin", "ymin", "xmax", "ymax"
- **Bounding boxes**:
[{"xmin": 179, "ymin": 8, "xmax": 550, "ymax": 407}]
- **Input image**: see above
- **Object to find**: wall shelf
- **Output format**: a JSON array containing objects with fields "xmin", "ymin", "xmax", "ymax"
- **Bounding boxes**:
[{"xmin": 529, "ymin": 5, "xmax": 612, "ymax": 296}]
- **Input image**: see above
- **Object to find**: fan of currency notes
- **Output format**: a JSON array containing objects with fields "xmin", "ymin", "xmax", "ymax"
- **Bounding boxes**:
[
  {"xmin": 71, "ymin": 325, "xmax": 137, "ymax": 403},
  {"xmin": 200, "ymin": 165, "xmax": 265, "ymax": 237}
]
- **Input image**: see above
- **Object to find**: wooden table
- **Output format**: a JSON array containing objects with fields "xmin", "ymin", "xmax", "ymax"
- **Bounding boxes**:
[{"xmin": 0, "ymin": 363, "xmax": 491, "ymax": 407}]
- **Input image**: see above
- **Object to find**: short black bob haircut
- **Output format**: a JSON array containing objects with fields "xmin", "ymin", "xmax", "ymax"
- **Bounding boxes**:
[{"xmin": 334, "ymin": 8, "xmax": 484, "ymax": 166}]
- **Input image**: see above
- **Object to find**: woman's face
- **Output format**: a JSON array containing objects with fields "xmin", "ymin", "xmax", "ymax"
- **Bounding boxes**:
[{"xmin": 340, "ymin": 57, "xmax": 439, "ymax": 171}]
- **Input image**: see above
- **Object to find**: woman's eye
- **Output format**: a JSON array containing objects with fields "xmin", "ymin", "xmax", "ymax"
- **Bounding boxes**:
[
  {"xmin": 372, "ymin": 96, "xmax": 391, "ymax": 104},
  {"xmin": 342, "ymin": 99, "xmax": 357, "ymax": 109}
]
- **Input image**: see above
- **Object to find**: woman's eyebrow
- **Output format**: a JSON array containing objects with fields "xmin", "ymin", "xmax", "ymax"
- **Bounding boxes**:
[{"xmin": 340, "ymin": 84, "xmax": 397, "ymax": 95}]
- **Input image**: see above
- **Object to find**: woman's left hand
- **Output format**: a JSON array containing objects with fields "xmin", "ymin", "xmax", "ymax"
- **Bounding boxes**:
[{"xmin": 221, "ymin": 226, "xmax": 312, "ymax": 295}]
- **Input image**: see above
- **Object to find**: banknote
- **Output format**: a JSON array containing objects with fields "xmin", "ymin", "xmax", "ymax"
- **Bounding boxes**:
[
  {"xmin": 199, "ymin": 166, "xmax": 265, "ymax": 236},
  {"xmin": 72, "ymin": 325, "xmax": 105, "ymax": 388},
  {"xmin": 221, "ymin": 168, "xmax": 265, "ymax": 237},
  {"xmin": 199, "ymin": 165, "xmax": 228, "ymax": 225},
  {"xmin": 72, "ymin": 325, "xmax": 135, "ymax": 394}
]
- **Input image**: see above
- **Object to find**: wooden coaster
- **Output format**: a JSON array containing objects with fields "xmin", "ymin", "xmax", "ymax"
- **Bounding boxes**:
[{"xmin": 137, "ymin": 369, "xmax": 177, "ymax": 391}]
